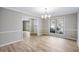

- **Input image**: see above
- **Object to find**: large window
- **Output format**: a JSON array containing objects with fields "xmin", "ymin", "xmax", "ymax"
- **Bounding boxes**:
[{"xmin": 50, "ymin": 17, "xmax": 64, "ymax": 34}]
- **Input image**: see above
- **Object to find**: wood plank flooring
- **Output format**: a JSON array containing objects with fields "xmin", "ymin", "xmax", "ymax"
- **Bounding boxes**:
[{"xmin": 0, "ymin": 35, "xmax": 79, "ymax": 52}]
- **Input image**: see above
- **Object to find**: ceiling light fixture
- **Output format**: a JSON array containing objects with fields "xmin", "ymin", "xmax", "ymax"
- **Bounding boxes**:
[{"xmin": 41, "ymin": 8, "xmax": 51, "ymax": 19}]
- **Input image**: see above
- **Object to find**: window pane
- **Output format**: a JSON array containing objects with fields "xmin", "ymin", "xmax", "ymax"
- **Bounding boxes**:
[
  {"xmin": 56, "ymin": 18, "xmax": 64, "ymax": 34},
  {"xmin": 50, "ymin": 20, "xmax": 56, "ymax": 33}
]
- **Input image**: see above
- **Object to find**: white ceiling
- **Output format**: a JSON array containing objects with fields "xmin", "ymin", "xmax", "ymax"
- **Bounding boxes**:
[{"xmin": 5, "ymin": 7, "xmax": 79, "ymax": 17}]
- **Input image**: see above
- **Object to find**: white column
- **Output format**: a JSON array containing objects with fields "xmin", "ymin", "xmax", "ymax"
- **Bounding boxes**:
[{"xmin": 37, "ymin": 18, "xmax": 42, "ymax": 36}]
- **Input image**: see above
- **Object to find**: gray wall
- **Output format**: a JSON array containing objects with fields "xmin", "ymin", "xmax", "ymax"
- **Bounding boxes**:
[{"xmin": 0, "ymin": 8, "xmax": 23, "ymax": 46}]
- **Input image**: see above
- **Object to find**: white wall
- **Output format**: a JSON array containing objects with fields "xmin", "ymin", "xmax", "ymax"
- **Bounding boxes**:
[
  {"xmin": 30, "ymin": 17, "xmax": 42, "ymax": 36},
  {"xmin": 37, "ymin": 18, "xmax": 42, "ymax": 36},
  {"xmin": 64, "ymin": 13, "xmax": 77, "ymax": 40},
  {"xmin": 40, "ymin": 13, "xmax": 77, "ymax": 40},
  {"xmin": 77, "ymin": 12, "xmax": 79, "ymax": 47},
  {"xmin": 41, "ymin": 18, "xmax": 50, "ymax": 35},
  {"xmin": 55, "ymin": 13, "xmax": 77, "ymax": 40},
  {"xmin": 0, "ymin": 8, "xmax": 26, "ymax": 46},
  {"xmin": 30, "ymin": 18, "xmax": 37, "ymax": 33}
]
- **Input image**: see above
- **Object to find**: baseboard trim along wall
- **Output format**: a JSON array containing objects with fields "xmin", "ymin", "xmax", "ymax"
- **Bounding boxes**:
[
  {"xmin": 0, "ymin": 30, "xmax": 22, "ymax": 34},
  {"xmin": 0, "ymin": 39, "xmax": 23, "ymax": 48},
  {"xmin": 0, "ymin": 30, "xmax": 23, "ymax": 48}
]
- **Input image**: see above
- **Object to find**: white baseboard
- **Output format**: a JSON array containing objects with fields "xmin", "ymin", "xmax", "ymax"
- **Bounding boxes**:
[
  {"xmin": 0, "ymin": 39, "xmax": 23, "ymax": 48},
  {"xmin": 0, "ymin": 30, "xmax": 22, "ymax": 34}
]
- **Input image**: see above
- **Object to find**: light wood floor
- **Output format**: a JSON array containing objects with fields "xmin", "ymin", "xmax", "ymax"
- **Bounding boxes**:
[{"xmin": 0, "ymin": 35, "xmax": 79, "ymax": 52}]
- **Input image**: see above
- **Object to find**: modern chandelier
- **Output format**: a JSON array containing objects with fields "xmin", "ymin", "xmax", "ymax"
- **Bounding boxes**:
[{"xmin": 41, "ymin": 8, "xmax": 51, "ymax": 19}]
